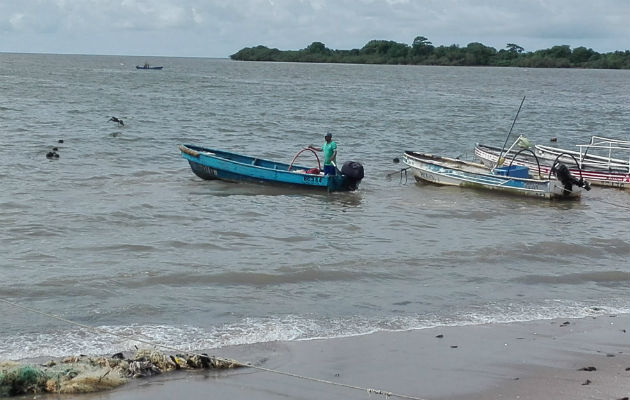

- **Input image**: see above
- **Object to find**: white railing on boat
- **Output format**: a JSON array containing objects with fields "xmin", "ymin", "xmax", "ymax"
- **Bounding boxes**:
[
  {"xmin": 575, "ymin": 136, "xmax": 630, "ymax": 172},
  {"xmin": 533, "ymin": 135, "xmax": 630, "ymax": 173}
]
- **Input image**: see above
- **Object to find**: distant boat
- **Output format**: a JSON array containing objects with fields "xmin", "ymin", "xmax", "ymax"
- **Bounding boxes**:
[
  {"xmin": 136, "ymin": 62, "xmax": 163, "ymax": 70},
  {"xmin": 179, "ymin": 144, "xmax": 364, "ymax": 192}
]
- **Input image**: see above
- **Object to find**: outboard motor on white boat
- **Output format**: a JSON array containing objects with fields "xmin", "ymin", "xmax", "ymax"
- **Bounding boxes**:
[
  {"xmin": 341, "ymin": 161, "xmax": 364, "ymax": 190},
  {"xmin": 552, "ymin": 163, "xmax": 591, "ymax": 194}
]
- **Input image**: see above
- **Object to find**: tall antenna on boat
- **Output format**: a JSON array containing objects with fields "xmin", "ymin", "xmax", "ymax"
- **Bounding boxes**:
[{"xmin": 495, "ymin": 95, "xmax": 526, "ymax": 168}]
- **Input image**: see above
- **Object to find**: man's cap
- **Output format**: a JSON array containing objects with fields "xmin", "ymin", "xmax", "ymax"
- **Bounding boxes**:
[{"xmin": 325, "ymin": 132, "xmax": 332, "ymax": 138}]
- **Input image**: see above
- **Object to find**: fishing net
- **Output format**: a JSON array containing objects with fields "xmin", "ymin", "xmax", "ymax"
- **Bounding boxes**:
[
  {"xmin": 0, "ymin": 364, "xmax": 47, "ymax": 397},
  {"xmin": 0, "ymin": 350, "xmax": 240, "ymax": 397}
]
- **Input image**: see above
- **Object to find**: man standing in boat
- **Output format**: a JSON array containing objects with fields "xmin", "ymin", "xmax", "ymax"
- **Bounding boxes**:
[{"xmin": 309, "ymin": 133, "xmax": 337, "ymax": 175}]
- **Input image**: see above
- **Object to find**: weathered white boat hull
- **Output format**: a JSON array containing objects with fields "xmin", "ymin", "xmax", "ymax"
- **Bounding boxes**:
[
  {"xmin": 474, "ymin": 143, "xmax": 630, "ymax": 190},
  {"xmin": 404, "ymin": 151, "xmax": 582, "ymax": 200}
]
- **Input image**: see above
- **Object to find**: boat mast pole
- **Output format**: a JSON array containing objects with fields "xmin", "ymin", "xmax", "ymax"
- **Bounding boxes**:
[{"xmin": 494, "ymin": 95, "xmax": 526, "ymax": 169}]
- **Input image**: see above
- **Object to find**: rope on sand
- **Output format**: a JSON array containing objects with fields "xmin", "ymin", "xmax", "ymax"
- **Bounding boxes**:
[{"xmin": 0, "ymin": 298, "xmax": 428, "ymax": 400}]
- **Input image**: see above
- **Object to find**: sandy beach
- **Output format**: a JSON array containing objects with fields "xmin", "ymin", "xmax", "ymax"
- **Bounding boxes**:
[{"xmin": 38, "ymin": 314, "xmax": 626, "ymax": 400}]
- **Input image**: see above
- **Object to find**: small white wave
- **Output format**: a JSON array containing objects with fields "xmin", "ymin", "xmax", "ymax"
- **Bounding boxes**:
[{"xmin": 2, "ymin": 301, "xmax": 628, "ymax": 361}]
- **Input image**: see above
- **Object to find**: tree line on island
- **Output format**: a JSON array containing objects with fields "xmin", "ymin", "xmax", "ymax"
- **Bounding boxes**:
[{"xmin": 230, "ymin": 36, "xmax": 630, "ymax": 69}]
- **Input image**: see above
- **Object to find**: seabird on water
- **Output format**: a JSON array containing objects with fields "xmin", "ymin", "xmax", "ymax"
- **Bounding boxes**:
[{"xmin": 109, "ymin": 116, "xmax": 124, "ymax": 126}]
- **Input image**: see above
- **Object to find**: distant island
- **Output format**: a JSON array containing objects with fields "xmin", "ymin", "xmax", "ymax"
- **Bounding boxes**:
[{"xmin": 231, "ymin": 36, "xmax": 630, "ymax": 69}]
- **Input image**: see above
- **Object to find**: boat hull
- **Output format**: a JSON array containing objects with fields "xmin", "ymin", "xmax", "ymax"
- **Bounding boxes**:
[
  {"xmin": 474, "ymin": 143, "xmax": 630, "ymax": 189},
  {"xmin": 534, "ymin": 136, "xmax": 629, "ymax": 170},
  {"xmin": 404, "ymin": 151, "xmax": 581, "ymax": 200},
  {"xmin": 179, "ymin": 144, "xmax": 360, "ymax": 192}
]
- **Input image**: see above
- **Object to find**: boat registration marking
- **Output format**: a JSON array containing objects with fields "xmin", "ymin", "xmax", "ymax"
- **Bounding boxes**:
[{"xmin": 303, "ymin": 175, "xmax": 323, "ymax": 183}]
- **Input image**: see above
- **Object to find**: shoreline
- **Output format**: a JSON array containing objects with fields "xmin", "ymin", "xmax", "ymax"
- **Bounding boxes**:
[{"xmin": 43, "ymin": 314, "xmax": 629, "ymax": 400}]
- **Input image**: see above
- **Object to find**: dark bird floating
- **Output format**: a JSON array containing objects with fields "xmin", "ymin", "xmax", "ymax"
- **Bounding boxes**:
[{"xmin": 109, "ymin": 116, "xmax": 124, "ymax": 126}]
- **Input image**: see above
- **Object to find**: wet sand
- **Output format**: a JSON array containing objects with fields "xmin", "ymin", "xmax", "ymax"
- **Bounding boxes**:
[{"xmin": 49, "ymin": 314, "xmax": 630, "ymax": 400}]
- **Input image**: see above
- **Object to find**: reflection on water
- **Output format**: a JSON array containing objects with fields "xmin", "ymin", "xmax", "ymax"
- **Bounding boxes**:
[{"xmin": 186, "ymin": 178, "xmax": 363, "ymax": 206}]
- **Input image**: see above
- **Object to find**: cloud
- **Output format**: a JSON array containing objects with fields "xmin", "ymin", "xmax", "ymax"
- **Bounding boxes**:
[
  {"xmin": 0, "ymin": 0, "xmax": 627, "ymax": 57},
  {"xmin": 8, "ymin": 13, "xmax": 25, "ymax": 29},
  {"xmin": 1, "ymin": 0, "xmax": 203, "ymax": 33}
]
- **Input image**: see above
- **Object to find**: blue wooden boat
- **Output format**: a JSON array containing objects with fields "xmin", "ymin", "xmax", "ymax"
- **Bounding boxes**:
[
  {"xmin": 403, "ymin": 151, "xmax": 589, "ymax": 200},
  {"xmin": 179, "ymin": 144, "xmax": 364, "ymax": 192}
]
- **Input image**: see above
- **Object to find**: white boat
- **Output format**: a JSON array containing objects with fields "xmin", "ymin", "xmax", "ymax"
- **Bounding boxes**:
[
  {"xmin": 535, "ymin": 136, "xmax": 630, "ymax": 170},
  {"xmin": 403, "ymin": 151, "xmax": 588, "ymax": 200},
  {"xmin": 474, "ymin": 135, "xmax": 630, "ymax": 189}
]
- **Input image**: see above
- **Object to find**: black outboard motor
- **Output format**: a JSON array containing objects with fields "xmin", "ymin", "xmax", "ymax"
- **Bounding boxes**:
[
  {"xmin": 340, "ymin": 161, "xmax": 364, "ymax": 191},
  {"xmin": 552, "ymin": 163, "xmax": 591, "ymax": 195}
]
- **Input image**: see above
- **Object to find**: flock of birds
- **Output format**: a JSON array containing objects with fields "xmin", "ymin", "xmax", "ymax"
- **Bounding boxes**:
[
  {"xmin": 45, "ymin": 117, "xmax": 124, "ymax": 159},
  {"xmin": 45, "ymin": 139, "xmax": 64, "ymax": 159}
]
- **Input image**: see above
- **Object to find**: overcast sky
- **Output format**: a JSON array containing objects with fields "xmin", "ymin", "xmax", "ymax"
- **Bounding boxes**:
[{"xmin": 1, "ymin": 0, "xmax": 628, "ymax": 58}]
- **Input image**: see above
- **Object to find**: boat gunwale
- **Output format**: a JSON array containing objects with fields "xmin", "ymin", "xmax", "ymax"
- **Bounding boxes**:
[
  {"xmin": 403, "ymin": 152, "xmax": 559, "ymax": 198},
  {"xmin": 181, "ymin": 144, "xmax": 323, "ymax": 177},
  {"xmin": 535, "ymin": 143, "xmax": 630, "ymax": 169},
  {"xmin": 404, "ymin": 150, "xmax": 552, "ymax": 184},
  {"xmin": 475, "ymin": 143, "xmax": 630, "ymax": 173},
  {"xmin": 402, "ymin": 151, "xmax": 586, "ymax": 199},
  {"xmin": 178, "ymin": 143, "xmax": 360, "ymax": 191},
  {"xmin": 475, "ymin": 143, "xmax": 630, "ymax": 190}
]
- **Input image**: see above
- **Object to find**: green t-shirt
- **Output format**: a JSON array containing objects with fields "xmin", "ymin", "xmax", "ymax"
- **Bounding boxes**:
[{"xmin": 322, "ymin": 141, "xmax": 337, "ymax": 165}]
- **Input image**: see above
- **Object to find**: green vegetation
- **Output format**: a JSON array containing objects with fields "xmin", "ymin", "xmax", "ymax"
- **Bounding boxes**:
[{"xmin": 230, "ymin": 36, "xmax": 630, "ymax": 69}]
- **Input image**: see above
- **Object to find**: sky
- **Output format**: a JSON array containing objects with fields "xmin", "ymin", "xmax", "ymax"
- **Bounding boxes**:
[{"xmin": 1, "ymin": 0, "xmax": 628, "ymax": 58}]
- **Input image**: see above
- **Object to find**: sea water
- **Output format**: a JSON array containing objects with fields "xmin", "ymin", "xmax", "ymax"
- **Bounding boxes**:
[{"xmin": 0, "ymin": 53, "xmax": 628, "ymax": 360}]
